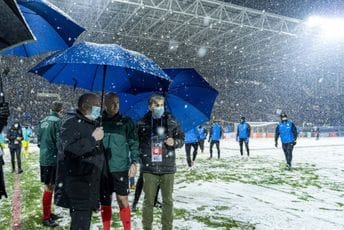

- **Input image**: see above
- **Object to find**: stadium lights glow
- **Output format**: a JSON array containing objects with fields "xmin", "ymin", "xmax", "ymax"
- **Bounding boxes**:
[{"xmin": 305, "ymin": 16, "xmax": 344, "ymax": 40}]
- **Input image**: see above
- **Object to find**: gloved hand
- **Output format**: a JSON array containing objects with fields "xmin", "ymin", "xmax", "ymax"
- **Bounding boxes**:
[
  {"xmin": 293, "ymin": 141, "xmax": 297, "ymax": 146},
  {"xmin": 0, "ymin": 102, "xmax": 10, "ymax": 120},
  {"xmin": 275, "ymin": 142, "xmax": 278, "ymax": 148}
]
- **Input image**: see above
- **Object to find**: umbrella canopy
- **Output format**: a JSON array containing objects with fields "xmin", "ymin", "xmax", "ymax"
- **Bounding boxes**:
[
  {"xmin": 0, "ymin": 0, "xmax": 34, "ymax": 51},
  {"xmin": 29, "ymin": 42, "xmax": 171, "ymax": 94},
  {"xmin": 119, "ymin": 68, "xmax": 219, "ymax": 132},
  {"xmin": 1, "ymin": 0, "xmax": 84, "ymax": 56}
]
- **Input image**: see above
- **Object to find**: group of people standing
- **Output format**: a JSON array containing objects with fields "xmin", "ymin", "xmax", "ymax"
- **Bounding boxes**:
[
  {"xmin": 37, "ymin": 93, "xmax": 184, "ymax": 230},
  {"xmin": 0, "ymin": 91, "xmax": 298, "ymax": 230}
]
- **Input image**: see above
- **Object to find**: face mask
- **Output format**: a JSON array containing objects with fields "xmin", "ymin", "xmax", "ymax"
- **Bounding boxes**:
[
  {"xmin": 90, "ymin": 106, "xmax": 101, "ymax": 120},
  {"xmin": 14, "ymin": 124, "xmax": 18, "ymax": 128},
  {"xmin": 152, "ymin": 106, "xmax": 164, "ymax": 119}
]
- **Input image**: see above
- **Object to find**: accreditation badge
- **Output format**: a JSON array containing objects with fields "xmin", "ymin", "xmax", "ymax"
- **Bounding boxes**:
[{"xmin": 151, "ymin": 137, "xmax": 163, "ymax": 162}]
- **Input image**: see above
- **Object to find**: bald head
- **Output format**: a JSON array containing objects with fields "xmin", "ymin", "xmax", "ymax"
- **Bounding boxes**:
[{"xmin": 78, "ymin": 93, "xmax": 100, "ymax": 115}]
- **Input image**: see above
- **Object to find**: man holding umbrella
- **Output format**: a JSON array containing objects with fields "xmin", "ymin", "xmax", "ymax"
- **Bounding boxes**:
[
  {"xmin": 55, "ymin": 93, "xmax": 105, "ymax": 229},
  {"xmin": 138, "ymin": 94, "xmax": 184, "ymax": 230}
]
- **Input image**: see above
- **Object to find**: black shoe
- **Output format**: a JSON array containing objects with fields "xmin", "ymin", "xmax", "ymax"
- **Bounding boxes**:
[
  {"xmin": 154, "ymin": 201, "xmax": 162, "ymax": 209},
  {"xmin": 42, "ymin": 218, "xmax": 58, "ymax": 227},
  {"xmin": 50, "ymin": 213, "xmax": 62, "ymax": 221},
  {"xmin": 132, "ymin": 203, "xmax": 137, "ymax": 211},
  {"xmin": 18, "ymin": 169, "xmax": 23, "ymax": 174}
]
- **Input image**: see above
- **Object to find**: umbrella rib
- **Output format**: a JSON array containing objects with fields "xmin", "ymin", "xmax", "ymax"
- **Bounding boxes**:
[
  {"xmin": 48, "ymin": 63, "xmax": 68, "ymax": 84},
  {"xmin": 91, "ymin": 65, "xmax": 99, "ymax": 91}
]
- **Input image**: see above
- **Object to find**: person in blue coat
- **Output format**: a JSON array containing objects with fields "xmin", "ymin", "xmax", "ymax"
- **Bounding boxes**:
[
  {"xmin": 236, "ymin": 117, "xmax": 251, "ymax": 157},
  {"xmin": 275, "ymin": 113, "xmax": 297, "ymax": 169},
  {"xmin": 197, "ymin": 125, "xmax": 207, "ymax": 153},
  {"xmin": 208, "ymin": 120, "xmax": 223, "ymax": 159},
  {"xmin": 184, "ymin": 128, "xmax": 199, "ymax": 170}
]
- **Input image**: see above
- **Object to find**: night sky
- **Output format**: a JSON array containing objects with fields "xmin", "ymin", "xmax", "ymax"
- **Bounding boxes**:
[{"xmin": 222, "ymin": 0, "xmax": 344, "ymax": 19}]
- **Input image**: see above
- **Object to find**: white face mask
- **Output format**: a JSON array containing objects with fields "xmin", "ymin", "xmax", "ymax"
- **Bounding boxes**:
[
  {"xmin": 14, "ymin": 124, "xmax": 19, "ymax": 128},
  {"xmin": 89, "ymin": 106, "xmax": 101, "ymax": 120}
]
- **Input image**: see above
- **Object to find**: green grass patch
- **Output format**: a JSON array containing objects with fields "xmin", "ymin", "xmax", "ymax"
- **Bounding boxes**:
[
  {"xmin": 176, "ymin": 157, "xmax": 327, "ymax": 190},
  {"xmin": 193, "ymin": 215, "xmax": 255, "ymax": 229},
  {"xmin": 20, "ymin": 153, "xmax": 44, "ymax": 229}
]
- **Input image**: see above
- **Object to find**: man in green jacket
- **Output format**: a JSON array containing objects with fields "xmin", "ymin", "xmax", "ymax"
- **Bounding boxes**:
[
  {"xmin": 100, "ymin": 92, "xmax": 139, "ymax": 230},
  {"xmin": 38, "ymin": 101, "xmax": 64, "ymax": 227}
]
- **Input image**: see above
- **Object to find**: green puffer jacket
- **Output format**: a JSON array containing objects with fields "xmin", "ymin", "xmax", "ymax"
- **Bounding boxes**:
[
  {"xmin": 38, "ymin": 112, "xmax": 61, "ymax": 166},
  {"xmin": 102, "ymin": 112, "xmax": 139, "ymax": 173}
]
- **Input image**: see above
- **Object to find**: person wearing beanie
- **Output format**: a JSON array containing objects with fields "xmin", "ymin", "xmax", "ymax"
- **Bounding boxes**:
[
  {"xmin": 38, "ymin": 101, "xmax": 64, "ymax": 227},
  {"xmin": 236, "ymin": 116, "xmax": 251, "ymax": 157},
  {"xmin": 274, "ymin": 113, "xmax": 298, "ymax": 169}
]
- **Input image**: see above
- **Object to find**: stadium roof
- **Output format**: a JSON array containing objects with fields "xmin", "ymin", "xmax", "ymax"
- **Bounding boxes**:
[{"xmin": 51, "ymin": 0, "xmax": 307, "ymax": 79}]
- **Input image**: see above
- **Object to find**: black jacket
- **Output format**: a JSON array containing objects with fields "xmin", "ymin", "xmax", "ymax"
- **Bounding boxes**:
[
  {"xmin": 0, "ymin": 103, "xmax": 9, "ymax": 199},
  {"xmin": 54, "ymin": 110, "xmax": 105, "ymax": 210},
  {"xmin": 7, "ymin": 124, "xmax": 23, "ymax": 149},
  {"xmin": 137, "ymin": 112, "xmax": 184, "ymax": 174}
]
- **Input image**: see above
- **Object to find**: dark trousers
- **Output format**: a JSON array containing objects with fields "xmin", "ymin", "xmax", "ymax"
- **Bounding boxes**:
[
  {"xmin": 210, "ymin": 140, "xmax": 220, "ymax": 158},
  {"xmin": 198, "ymin": 139, "xmax": 205, "ymax": 152},
  {"xmin": 239, "ymin": 139, "xmax": 250, "ymax": 156},
  {"xmin": 185, "ymin": 142, "xmax": 198, "ymax": 167},
  {"xmin": 133, "ymin": 171, "xmax": 160, "ymax": 206},
  {"xmin": 282, "ymin": 143, "xmax": 294, "ymax": 166},
  {"xmin": 70, "ymin": 209, "xmax": 92, "ymax": 230},
  {"xmin": 9, "ymin": 146, "xmax": 21, "ymax": 171}
]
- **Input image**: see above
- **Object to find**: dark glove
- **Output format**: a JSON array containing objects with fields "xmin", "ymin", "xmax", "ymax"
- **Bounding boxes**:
[
  {"xmin": 275, "ymin": 142, "xmax": 278, "ymax": 148},
  {"xmin": 293, "ymin": 141, "xmax": 297, "ymax": 146},
  {"xmin": 0, "ymin": 102, "xmax": 10, "ymax": 120}
]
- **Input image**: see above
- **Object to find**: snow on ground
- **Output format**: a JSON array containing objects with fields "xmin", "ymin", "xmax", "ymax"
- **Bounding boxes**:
[
  {"xmin": 1, "ymin": 137, "xmax": 343, "ymax": 229},
  {"xmin": 170, "ymin": 137, "xmax": 344, "ymax": 230}
]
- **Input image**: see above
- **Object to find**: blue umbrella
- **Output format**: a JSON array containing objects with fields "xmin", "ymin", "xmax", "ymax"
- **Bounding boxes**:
[
  {"xmin": 29, "ymin": 41, "xmax": 171, "ymax": 109},
  {"xmin": 1, "ymin": 0, "xmax": 84, "ymax": 56},
  {"xmin": 119, "ymin": 68, "xmax": 219, "ymax": 132}
]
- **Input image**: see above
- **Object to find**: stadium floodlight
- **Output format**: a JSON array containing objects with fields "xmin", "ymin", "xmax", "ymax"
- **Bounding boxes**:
[{"xmin": 305, "ymin": 16, "xmax": 344, "ymax": 40}]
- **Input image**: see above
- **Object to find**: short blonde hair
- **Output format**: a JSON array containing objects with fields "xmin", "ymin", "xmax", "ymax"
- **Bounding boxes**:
[{"xmin": 149, "ymin": 94, "xmax": 165, "ymax": 105}]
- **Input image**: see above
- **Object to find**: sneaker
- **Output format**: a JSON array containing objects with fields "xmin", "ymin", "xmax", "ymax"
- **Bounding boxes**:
[
  {"xmin": 18, "ymin": 169, "xmax": 23, "ymax": 174},
  {"xmin": 187, "ymin": 166, "xmax": 193, "ymax": 171},
  {"xmin": 207, "ymin": 157, "xmax": 212, "ymax": 160},
  {"xmin": 42, "ymin": 218, "xmax": 58, "ymax": 227},
  {"xmin": 50, "ymin": 213, "xmax": 62, "ymax": 221}
]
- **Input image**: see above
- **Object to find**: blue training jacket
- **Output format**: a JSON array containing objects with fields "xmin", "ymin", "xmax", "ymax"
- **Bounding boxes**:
[
  {"xmin": 275, "ymin": 120, "xmax": 297, "ymax": 144},
  {"xmin": 210, "ymin": 122, "xmax": 222, "ymax": 141},
  {"xmin": 237, "ymin": 122, "xmax": 250, "ymax": 139},
  {"xmin": 197, "ymin": 126, "xmax": 207, "ymax": 140},
  {"xmin": 185, "ymin": 128, "xmax": 199, "ymax": 144}
]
